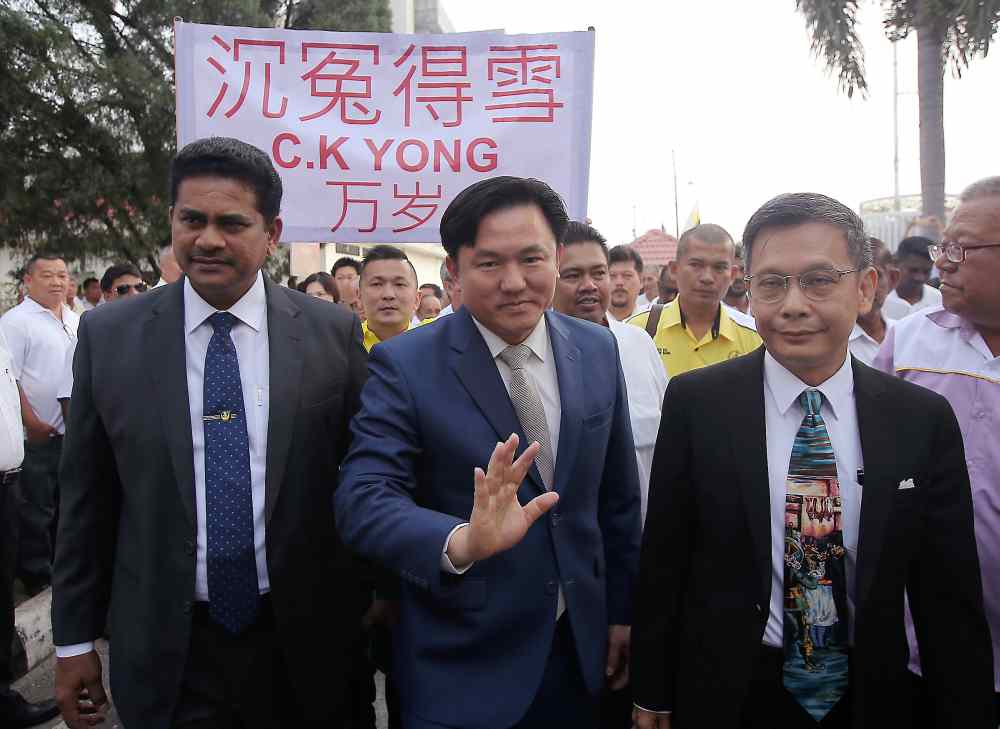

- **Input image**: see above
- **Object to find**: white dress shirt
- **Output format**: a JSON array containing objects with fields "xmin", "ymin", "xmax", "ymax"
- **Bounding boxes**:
[
  {"xmin": 184, "ymin": 274, "xmax": 271, "ymax": 602},
  {"xmin": 883, "ymin": 285, "xmax": 942, "ymax": 320},
  {"xmin": 848, "ymin": 315, "xmax": 895, "ymax": 366},
  {"xmin": 437, "ymin": 303, "xmax": 454, "ymax": 318},
  {"xmin": 56, "ymin": 273, "xmax": 273, "ymax": 659},
  {"xmin": 762, "ymin": 351, "xmax": 863, "ymax": 648},
  {"xmin": 607, "ymin": 315, "xmax": 668, "ymax": 524},
  {"xmin": 0, "ymin": 297, "xmax": 78, "ymax": 434},
  {"xmin": 440, "ymin": 315, "xmax": 565, "ymax": 616},
  {"xmin": 0, "ymin": 329, "xmax": 24, "ymax": 472},
  {"xmin": 57, "ymin": 341, "xmax": 76, "ymax": 401}
]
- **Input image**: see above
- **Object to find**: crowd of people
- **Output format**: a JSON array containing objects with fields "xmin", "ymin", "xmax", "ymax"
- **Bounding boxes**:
[{"xmin": 0, "ymin": 134, "xmax": 994, "ymax": 729}]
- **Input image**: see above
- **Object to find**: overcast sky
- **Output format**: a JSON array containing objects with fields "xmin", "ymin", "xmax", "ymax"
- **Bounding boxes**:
[{"xmin": 443, "ymin": 0, "xmax": 1000, "ymax": 244}]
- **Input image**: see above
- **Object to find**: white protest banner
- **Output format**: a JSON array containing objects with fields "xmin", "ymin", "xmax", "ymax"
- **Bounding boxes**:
[{"xmin": 174, "ymin": 21, "xmax": 595, "ymax": 243}]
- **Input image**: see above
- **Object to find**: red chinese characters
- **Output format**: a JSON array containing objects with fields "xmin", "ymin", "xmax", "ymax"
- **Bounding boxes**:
[
  {"xmin": 326, "ymin": 181, "xmax": 381, "ymax": 233},
  {"xmin": 392, "ymin": 45, "xmax": 473, "ymax": 128},
  {"xmin": 300, "ymin": 43, "xmax": 381, "ymax": 124},
  {"xmin": 207, "ymin": 35, "xmax": 288, "ymax": 119},
  {"xmin": 391, "ymin": 182, "xmax": 443, "ymax": 232},
  {"xmin": 485, "ymin": 44, "xmax": 565, "ymax": 123}
]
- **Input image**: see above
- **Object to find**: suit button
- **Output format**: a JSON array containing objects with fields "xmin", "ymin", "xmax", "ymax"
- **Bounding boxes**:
[
  {"xmin": 545, "ymin": 580, "xmax": 557, "ymax": 595},
  {"xmin": 185, "ymin": 540, "xmax": 195, "ymax": 556},
  {"xmin": 755, "ymin": 603, "xmax": 762, "ymax": 613},
  {"xmin": 550, "ymin": 512, "xmax": 560, "ymax": 527}
]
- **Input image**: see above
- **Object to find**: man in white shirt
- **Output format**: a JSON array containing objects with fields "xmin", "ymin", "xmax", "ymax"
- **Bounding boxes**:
[
  {"xmin": 632, "ymin": 193, "xmax": 993, "ymax": 728},
  {"xmin": 849, "ymin": 237, "xmax": 898, "ymax": 365},
  {"xmin": 336, "ymin": 177, "xmax": 641, "ymax": 729},
  {"xmin": 883, "ymin": 236, "xmax": 942, "ymax": 319},
  {"xmin": 608, "ymin": 245, "xmax": 647, "ymax": 321},
  {"xmin": 52, "ymin": 137, "xmax": 369, "ymax": 729},
  {"xmin": 0, "ymin": 254, "xmax": 78, "ymax": 592},
  {"xmin": 636, "ymin": 265, "xmax": 662, "ymax": 310},
  {"xmin": 77, "ymin": 277, "xmax": 101, "ymax": 312},
  {"xmin": 0, "ymin": 328, "xmax": 60, "ymax": 727},
  {"xmin": 551, "ymin": 221, "xmax": 667, "ymax": 523}
]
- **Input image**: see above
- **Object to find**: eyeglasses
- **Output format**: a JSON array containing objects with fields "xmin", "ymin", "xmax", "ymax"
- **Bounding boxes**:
[
  {"xmin": 115, "ymin": 283, "xmax": 148, "ymax": 296},
  {"xmin": 744, "ymin": 268, "xmax": 859, "ymax": 304},
  {"xmin": 929, "ymin": 242, "xmax": 1000, "ymax": 263}
]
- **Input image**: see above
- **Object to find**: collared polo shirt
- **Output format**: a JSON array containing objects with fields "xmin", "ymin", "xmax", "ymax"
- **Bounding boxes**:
[
  {"xmin": 627, "ymin": 297, "xmax": 762, "ymax": 377},
  {"xmin": 362, "ymin": 318, "xmax": 427, "ymax": 353},
  {"xmin": 874, "ymin": 305, "xmax": 1000, "ymax": 691}
]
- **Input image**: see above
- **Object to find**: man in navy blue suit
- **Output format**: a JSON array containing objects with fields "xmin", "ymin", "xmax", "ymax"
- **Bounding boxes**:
[{"xmin": 336, "ymin": 176, "xmax": 642, "ymax": 729}]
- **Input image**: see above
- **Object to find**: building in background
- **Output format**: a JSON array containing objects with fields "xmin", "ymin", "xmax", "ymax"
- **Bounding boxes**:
[
  {"xmin": 859, "ymin": 194, "xmax": 958, "ymax": 250},
  {"xmin": 629, "ymin": 228, "xmax": 679, "ymax": 268}
]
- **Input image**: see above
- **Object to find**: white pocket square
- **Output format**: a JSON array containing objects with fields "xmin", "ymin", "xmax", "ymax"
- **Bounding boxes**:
[{"xmin": 898, "ymin": 478, "xmax": 916, "ymax": 490}]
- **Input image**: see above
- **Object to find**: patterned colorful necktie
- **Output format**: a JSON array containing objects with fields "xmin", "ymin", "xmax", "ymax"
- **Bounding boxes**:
[
  {"xmin": 204, "ymin": 312, "xmax": 258, "ymax": 634},
  {"xmin": 782, "ymin": 389, "xmax": 849, "ymax": 721}
]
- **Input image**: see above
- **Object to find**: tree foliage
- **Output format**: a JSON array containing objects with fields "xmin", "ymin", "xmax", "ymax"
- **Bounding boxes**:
[
  {"xmin": 0, "ymin": 0, "xmax": 390, "ymax": 274},
  {"xmin": 795, "ymin": 0, "xmax": 1000, "ymax": 97}
]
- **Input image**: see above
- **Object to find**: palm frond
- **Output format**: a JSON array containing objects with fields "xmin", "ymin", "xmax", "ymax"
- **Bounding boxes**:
[{"xmin": 796, "ymin": 0, "xmax": 868, "ymax": 97}]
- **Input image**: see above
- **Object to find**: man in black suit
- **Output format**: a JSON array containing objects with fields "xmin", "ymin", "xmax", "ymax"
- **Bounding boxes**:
[
  {"xmin": 52, "ymin": 137, "xmax": 368, "ymax": 729},
  {"xmin": 632, "ymin": 193, "xmax": 994, "ymax": 728}
]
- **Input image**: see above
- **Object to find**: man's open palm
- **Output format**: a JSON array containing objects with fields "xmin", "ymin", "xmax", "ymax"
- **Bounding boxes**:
[{"xmin": 465, "ymin": 434, "xmax": 559, "ymax": 562}]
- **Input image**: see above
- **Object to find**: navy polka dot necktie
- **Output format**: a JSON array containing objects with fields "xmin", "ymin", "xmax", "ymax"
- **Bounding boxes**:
[{"xmin": 204, "ymin": 312, "xmax": 257, "ymax": 634}]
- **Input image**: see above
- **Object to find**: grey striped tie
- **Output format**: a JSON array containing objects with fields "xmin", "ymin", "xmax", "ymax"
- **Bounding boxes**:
[{"xmin": 498, "ymin": 344, "xmax": 555, "ymax": 490}]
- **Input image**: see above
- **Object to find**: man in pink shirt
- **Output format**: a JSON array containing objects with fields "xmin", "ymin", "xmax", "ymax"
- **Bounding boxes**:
[{"xmin": 874, "ymin": 176, "xmax": 1000, "ymax": 726}]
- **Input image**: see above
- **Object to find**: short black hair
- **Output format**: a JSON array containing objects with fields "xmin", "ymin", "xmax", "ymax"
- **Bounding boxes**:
[
  {"xmin": 896, "ymin": 236, "xmax": 934, "ymax": 261},
  {"xmin": 561, "ymin": 221, "xmax": 609, "ymax": 262},
  {"xmin": 868, "ymin": 237, "xmax": 895, "ymax": 270},
  {"xmin": 331, "ymin": 257, "xmax": 362, "ymax": 277},
  {"xmin": 741, "ymin": 192, "xmax": 872, "ymax": 271},
  {"xmin": 419, "ymin": 282, "xmax": 444, "ymax": 299},
  {"xmin": 608, "ymin": 244, "xmax": 643, "ymax": 273},
  {"xmin": 82, "ymin": 277, "xmax": 99, "ymax": 289},
  {"xmin": 25, "ymin": 253, "xmax": 65, "ymax": 276},
  {"xmin": 301, "ymin": 271, "xmax": 339, "ymax": 301},
  {"xmin": 170, "ymin": 137, "xmax": 282, "ymax": 224},
  {"xmin": 101, "ymin": 263, "xmax": 142, "ymax": 292},
  {"xmin": 439, "ymin": 176, "xmax": 569, "ymax": 260},
  {"xmin": 360, "ymin": 245, "xmax": 417, "ymax": 282},
  {"xmin": 677, "ymin": 223, "xmax": 735, "ymax": 260}
]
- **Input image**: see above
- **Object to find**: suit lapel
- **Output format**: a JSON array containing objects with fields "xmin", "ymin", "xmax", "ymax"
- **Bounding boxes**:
[
  {"xmin": 852, "ymin": 358, "xmax": 893, "ymax": 610},
  {"xmin": 546, "ymin": 311, "xmax": 582, "ymax": 495},
  {"xmin": 448, "ymin": 308, "xmax": 546, "ymax": 493},
  {"xmin": 146, "ymin": 282, "xmax": 197, "ymax": 531},
  {"xmin": 263, "ymin": 278, "xmax": 304, "ymax": 525},
  {"xmin": 729, "ymin": 348, "xmax": 772, "ymax": 607}
]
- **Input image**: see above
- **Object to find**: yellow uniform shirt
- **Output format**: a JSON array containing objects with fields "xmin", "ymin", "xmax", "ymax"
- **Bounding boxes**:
[
  {"xmin": 627, "ymin": 298, "xmax": 762, "ymax": 377},
  {"xmin": 362, "ymin": 318, "xmax": 429, "ymax": 352}
]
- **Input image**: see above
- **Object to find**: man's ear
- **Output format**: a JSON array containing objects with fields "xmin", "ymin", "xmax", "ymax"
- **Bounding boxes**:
[{"xmin": 858, "ymin": 266, "xmax": 878, "ymax": 316}]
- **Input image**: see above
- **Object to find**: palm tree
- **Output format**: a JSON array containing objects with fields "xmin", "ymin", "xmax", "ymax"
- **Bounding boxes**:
[{"xmin": 796, "ymin": 0, "xmax": 999, "ymax": 223}]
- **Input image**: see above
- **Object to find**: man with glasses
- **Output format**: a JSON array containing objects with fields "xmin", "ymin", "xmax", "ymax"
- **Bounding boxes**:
[
  {"xmin": 632, "ymin": 193, "xmax": 993, "ymax": 729},
  {"xmin": 100, "ymin": 263, "xmax": 148, "ymax": 302},
  {"xmin": 0, "ymin": 254, "xmax": 78, "ymax": 594},
  {"xmin": 628, "ymin": 224, "xmax": 761, "ymax": 377},
  {"xmin": 875, "ymin": 176, "xmax": 1000, "ymax": 726}
]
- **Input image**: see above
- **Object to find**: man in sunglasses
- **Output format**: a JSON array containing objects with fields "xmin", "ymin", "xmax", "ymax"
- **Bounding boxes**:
[
  {"xmin": 99, "ymin": 263, "xmax": 147, "ymax": 302},
  {"xmin": 875, "ymin": 176, "xmax": 1000, "ymax": 727}
]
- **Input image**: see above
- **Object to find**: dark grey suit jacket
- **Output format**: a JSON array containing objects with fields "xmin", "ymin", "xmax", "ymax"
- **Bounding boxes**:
[{"xmin": 52, "ymin": 276, "xmax": 368, "ymax": 728}]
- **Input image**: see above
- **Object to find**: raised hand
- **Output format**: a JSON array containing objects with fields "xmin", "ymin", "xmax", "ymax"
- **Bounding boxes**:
[{"xmin": 446, "ymin": 434, "xmax": 559, "ymax": 568}]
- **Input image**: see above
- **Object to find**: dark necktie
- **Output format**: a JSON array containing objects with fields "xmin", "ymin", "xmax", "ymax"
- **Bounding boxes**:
[
  {"xmin": 782, "ymin": 389, "xmax": 849, "ymax": 721},
  {"xmin": 204, "ymin": 312, "xmax": 257, "ymax": 634}
]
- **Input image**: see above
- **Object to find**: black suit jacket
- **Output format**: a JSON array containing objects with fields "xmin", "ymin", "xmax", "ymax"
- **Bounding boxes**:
[
  {"xmin": 631, "ymin": 347, "xmax": 994, "ymax": 728},
  {"xmin": 52, "ymin": 277, "xmax": 369, "ymax": 728}
]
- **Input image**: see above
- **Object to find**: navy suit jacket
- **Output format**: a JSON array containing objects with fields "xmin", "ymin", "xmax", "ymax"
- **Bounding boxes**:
[{"xmin": 336, "ymin": 307, "xmax": 641, "ymax": 729}]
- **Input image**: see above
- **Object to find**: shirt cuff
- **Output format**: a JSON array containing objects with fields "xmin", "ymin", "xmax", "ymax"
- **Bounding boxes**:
[
  {"xmin": 440, "ymin": 523, "xmax": 474, "ymax": 574},
  {"xmin": 634, "ymin": 704, "xmax": 672, "ymax": 715},
  {"xmin": 56, "ymin": 641, "xmax": 95, "ymax": 658}
]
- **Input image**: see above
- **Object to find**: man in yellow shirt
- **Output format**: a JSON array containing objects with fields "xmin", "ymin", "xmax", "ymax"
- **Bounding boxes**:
[
  {"xmin": 629, "ymin": 223, "xmax": 761, "ymax": 376},
  {"xmin": 359, "ymin": 245, "xmax": 421, "ymax": 352}
]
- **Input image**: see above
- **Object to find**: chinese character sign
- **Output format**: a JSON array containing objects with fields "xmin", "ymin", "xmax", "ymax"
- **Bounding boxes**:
[{"xmin": 175, "ymin": 22, "xmax": 595, "ymax": 244}]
